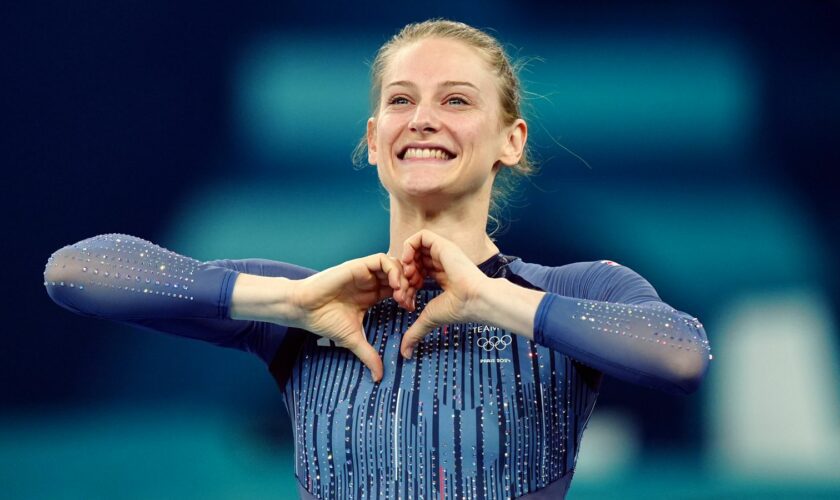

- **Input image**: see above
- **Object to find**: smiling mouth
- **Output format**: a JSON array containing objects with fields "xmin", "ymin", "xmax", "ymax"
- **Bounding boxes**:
[{"xmin": 397, "ymin": 147, "xmax": 456, "ymax": 161}]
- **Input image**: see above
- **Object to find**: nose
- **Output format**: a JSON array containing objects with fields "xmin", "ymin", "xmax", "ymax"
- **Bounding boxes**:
[{"xmin": 408, "ymin": 103, "xmax": 439, "ymax": 134}]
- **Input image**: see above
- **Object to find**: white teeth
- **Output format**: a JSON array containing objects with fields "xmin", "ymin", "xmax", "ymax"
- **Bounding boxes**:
[{"xmin": 402, "ymin": 147, "xmax": 451, "ymax": 160}]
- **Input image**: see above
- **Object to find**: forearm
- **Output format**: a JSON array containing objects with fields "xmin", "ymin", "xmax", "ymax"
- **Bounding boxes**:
[
  {"xmin": 534, "ymin": 294, "xmax": 710, "ymax": 395},
  {"xmin": 474, "ymin": 277, "xmax": 546, "ymax": 339},
  {"xmin": 229, "ymin": 273, "xmax": 303, "ymax": 327},
  {"xmin": 475, "ymin": 275, "xmax": 711, "ymax": 395},
  {"xmin": 44, "ymin": 233, "xmax": 238, "ymax": 320},
  {"xmin": 44, "ymin": 233, "xmax": 319, "ymax": 365}
]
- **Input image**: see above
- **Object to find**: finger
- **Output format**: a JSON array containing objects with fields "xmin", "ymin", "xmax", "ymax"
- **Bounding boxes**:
[
  {"xmin": 402, "ymin": 231, "xmax": 428, "ymax": 268},
  {"xmin": 401, "ymin": 316, "xmax": 434, "ymax": 358},
  {"xmin": 375, "ymin": 274, "xmax": 403, "ymax": 304},
  {"xmin": 404, "ymin": 258, "xmax": 421, "ymax": 287},
  {"xmin": 349, "ymin": 339, "xmax": 384, "ymax": 382},
  {"xmin": 404, "ymin": 291, "xmax": 415, "ymax": 312},
  {"xmin": 402, "ymin": 265, "xmax": 420, "ymax": 300},
  {"xmin": 401, "ymin": 302, "xmax": 441, "ymax": 359},
  {"xmin": 390, "ymin": 259, "xmax": 407, "ymax": 296},
  {"xmin": 358, "ymin": 253, "xmax": 394, "ymax": 290},
  {"xmin": 401, "ymin": 239, "xmax": 416, "ymax": 265},
  {"xmin": 424, "ymin": 232, "xmax": 448, "ymax": 264},
  {"xmin": 408, "ymin": 260, "xmax": 425, "ymax": 284},
  {"xmin": 411, "ymin": 256, "xmax": 427, "ymax": 284},
  {"xmin": 377, "ymin": 283, "xmax": 395, "ymax": 302},
  {"xmin": 402, "ymin": 260, "xmax": 413, "ymax": 275},
  {"xmin": 363, "ymin": 253, "xmax": 411, "ymax": 310},
  {"xmin": 406, "ymin": 265, "xmax": 424, "ymax": 288},
  {"xmin": 376, "ymin": 254, "xmax": 401, "ymax": 291},
  {"xmin": 403, "ymin": 230, "xmax": 441, "ymax": 265},
  {"xmin": 398, "ymin": 269, "xmax": 410, "ymax": 308},
  {"xmin": 385, "ymin": 256, "xmax": 409, "ymax": 301},
  {"xmin": 382, "ymin": 256, "xmax": 411, "ymax": 308},
  {"xmin": 374, "ymin": 272, "xmax": 392, "ymax": 293},
  {"xmin": 411, "ymin": 239, "xmax": 442, "ymax": 279}
]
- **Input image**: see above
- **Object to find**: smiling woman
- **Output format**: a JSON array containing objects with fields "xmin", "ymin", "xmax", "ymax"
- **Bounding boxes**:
[
  {"xmin": 44, "ymin": 18, "xmax": 711, "ymax": 500},
  {"xmin": 353, "ymin": 20, "xmax": 535, "ymax": 240},
  {"xmin": 367, "ymin": 37, "xmax": 527, "ymax": 239}
]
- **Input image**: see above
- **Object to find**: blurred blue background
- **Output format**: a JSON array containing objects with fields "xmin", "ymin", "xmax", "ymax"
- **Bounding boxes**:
[{"xmin": 5, "ymin": 1, "xmax": 840, "ymax": 498}]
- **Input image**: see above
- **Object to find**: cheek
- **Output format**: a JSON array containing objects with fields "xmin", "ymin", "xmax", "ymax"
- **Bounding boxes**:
[
  {"xmin": 376, "ymin": 114, "xmax": 404, "ymax": 146},
  {"xmin": 474, "ymin": 121, "xmax": 504, "ymax": 154},
  {"xmin": 455, "ymin": 115, "xmax": 491, "ymax": 141},
  {"xmin": 455, "ymin": 125, "xmax": 488, "ymax": 155}
]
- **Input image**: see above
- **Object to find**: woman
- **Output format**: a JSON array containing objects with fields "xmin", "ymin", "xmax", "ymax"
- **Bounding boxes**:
[{"xmin": 44, "ymin": 19, "xmax": 711, "ymax": 500}]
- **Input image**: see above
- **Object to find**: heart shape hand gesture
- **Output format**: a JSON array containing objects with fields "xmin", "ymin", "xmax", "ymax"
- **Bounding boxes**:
[
  {"xmin": 290, "ymin": 253, "xmax": 412, "ymax": 382},
  {"xmin": 398, "ymin": 229, "xmax": 492, "ymax": 358}
]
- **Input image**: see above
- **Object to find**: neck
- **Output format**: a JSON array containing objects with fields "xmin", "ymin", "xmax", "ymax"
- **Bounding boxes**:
[{"xmin": 386, "ymin": 192, "xmax": 500, "ymax": 266}]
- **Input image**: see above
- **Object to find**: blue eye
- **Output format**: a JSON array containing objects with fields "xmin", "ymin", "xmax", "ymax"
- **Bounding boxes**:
[
  {"xmin": 388, "ymin": 96, "xmax": 410, "ymax": 105},
  {"xmin": 447, "ymin": 96, "xmax": 468, "ymax": 106}
]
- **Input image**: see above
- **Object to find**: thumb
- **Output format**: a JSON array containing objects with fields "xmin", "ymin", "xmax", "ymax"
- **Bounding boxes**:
[
  {"xmin": 400, "ymin": 296, "xmax": 445, "ymax": 359},
  {"xmin": 349, "ymin": 338, "xmax": 384, "ymax": 383}
]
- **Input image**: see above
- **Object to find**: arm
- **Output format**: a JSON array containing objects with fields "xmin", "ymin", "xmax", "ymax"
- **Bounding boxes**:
[
  {"xmin": 43, "ymin": 233, "xmax": 316, "ymax": 366},
  {"xmin": 479, "ymin": 261, "xmax": 711, "ymax": 395},
  {"xmin": 396, "ymin": 230, "xmax": 711, "ymax": 395},
  {"xmin": 476, "ymin": 261, "xmax": 711, "ymax": 396},
  {"xmin": 229, "ymin": 273, "xmax": 306, "ymax": 325}
]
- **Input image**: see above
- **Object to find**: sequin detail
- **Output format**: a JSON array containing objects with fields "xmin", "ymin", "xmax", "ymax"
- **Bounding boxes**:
[
  {"xmin": 283, "ymin": 289, "xmax": 588, "ymax": 500},
  {"xmin": 44, "ymin": 233, "xmax": 197, "ymax": 300}
]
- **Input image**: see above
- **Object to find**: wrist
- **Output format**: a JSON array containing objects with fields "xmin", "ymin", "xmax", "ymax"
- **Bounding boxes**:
[
  {"xmin": 230, "ymin": 274, "xmax": 304, "ymax": 327},
  {"xmin": 475, "ymin": 278, "xmax": 545, "ymax": 340},
  {"xmin": 470, "ymin": 276, "xmax": 500, "ymax": 322},
  {"xmin": 271, "ymin": 277, "xmax": 307, "ymax": 328}
]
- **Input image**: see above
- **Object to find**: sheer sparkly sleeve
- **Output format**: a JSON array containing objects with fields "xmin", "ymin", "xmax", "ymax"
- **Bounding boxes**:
[
  {"xmin": 532, "ymin": 260, "xmax": 712, "ymax": 396},
  {"xmin": 43, "ymin": 233, "xmax": 317, "ymax": 366}
]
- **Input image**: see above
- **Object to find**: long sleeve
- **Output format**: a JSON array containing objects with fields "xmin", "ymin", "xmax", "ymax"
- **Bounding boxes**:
[
  {"xmin": 43, "ymin": 233, "xmax": 317, "ymax": 365},
  {"xmin": 530, "ymin": 260, "xmax": 711, "ymax": 396}
]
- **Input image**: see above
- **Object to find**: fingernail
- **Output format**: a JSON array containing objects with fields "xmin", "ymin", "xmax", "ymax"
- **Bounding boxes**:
[{"xmin": 405, "ymin": 346, "xmax": 414, "ymax": 359}]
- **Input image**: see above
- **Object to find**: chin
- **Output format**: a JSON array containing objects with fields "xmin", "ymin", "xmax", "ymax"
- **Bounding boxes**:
[
  {"xmin": 393, "ymin": 181, "xmax": 453, "ymax": 206},
  {"xmin": 388, "ymin": 166, "xmax": 446, "ymax": 192},
  {"xmin": 380, "ymin": 163, "xmax": 468, "ymax": 204}
]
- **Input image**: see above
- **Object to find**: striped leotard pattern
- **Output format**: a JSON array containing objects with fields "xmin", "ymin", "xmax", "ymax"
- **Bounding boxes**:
[
  {"xmin": 44, "ymin": 234, "xmax": 711, "ymax": 499},
  {"xmin": 278, "ymin": 282, "xmax": 595, "ymax": 498}
]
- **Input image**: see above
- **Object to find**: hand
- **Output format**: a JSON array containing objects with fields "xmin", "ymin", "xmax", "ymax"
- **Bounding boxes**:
[
  {"xmin": 291, "ymin": 253, "xmax": 412, "ymax": 382},
  {"xmin": 399, "ymin": 229, "xmax": 491, "ymax": 358}
]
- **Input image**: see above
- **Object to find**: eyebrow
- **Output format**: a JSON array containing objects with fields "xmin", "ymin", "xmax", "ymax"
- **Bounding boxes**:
[{"xmin": 385, "ymin": 80, "xmax": 479, "ymax": 91}]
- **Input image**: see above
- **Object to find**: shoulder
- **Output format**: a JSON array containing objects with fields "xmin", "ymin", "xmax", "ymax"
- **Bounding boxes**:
[{"xmin": 507, "ymin": 257, "xmax": 661, "ymax": 303}]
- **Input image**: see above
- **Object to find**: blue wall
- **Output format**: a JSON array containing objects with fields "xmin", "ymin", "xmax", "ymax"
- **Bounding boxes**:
[{"xmin": 6, "ymin": 1, "xmax": 840, "ymax": 497}]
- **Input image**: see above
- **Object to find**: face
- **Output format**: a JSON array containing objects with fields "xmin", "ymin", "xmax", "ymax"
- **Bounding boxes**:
[{"xmin": 367, "ymin": 38, "xmax": 526, "ymax": 206}]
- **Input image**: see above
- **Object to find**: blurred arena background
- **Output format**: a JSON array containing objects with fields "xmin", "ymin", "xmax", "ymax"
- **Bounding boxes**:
[{"xmin": 4, "ymin": 1, "xmax": 840, "ymax": 498}]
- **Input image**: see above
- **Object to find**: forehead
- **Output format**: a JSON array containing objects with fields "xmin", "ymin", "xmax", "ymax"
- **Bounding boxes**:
[{"xmin": 383, "ymin": 38, "xmax": 496, "ymax": 90}]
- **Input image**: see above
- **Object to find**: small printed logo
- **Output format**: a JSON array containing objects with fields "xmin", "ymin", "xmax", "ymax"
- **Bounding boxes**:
[
  {"xmin": 476, "ymin": 334, "xmax": 513, "ymax": 352},
  {"xmin": 600, "ymin": 260, "xmax": 621, "ymax": 267}
]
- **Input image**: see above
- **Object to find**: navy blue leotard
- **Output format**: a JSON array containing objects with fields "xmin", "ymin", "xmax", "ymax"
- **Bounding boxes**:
[{"xmin": 44, "ymin": 234, "xmax": 711, "ymax": 499}]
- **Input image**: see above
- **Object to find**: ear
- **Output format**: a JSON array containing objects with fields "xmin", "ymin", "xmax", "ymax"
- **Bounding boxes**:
[
  {"xmin": 366, "ymin": 117, "xmax": 378, "ymax": 165},
  {"xmin": 498, "ymin": 118, "xmax": 527, "ymax": 167}
]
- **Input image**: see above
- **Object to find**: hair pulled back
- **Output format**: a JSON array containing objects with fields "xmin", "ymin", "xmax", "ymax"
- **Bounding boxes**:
[{"xmin": 353, "ymin": 19, "xmax": 537, "ymax": 236}]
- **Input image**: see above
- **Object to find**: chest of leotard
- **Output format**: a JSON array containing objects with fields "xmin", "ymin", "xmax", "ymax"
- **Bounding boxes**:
[{"xmin": 278, "ymin": 288, "xmax": 598, "ymax": 499}]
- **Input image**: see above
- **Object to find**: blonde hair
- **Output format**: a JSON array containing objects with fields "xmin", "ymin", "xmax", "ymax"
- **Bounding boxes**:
[{"xmin": 352, "ymin": 19, "xmax": 537, "ymax": 236}]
